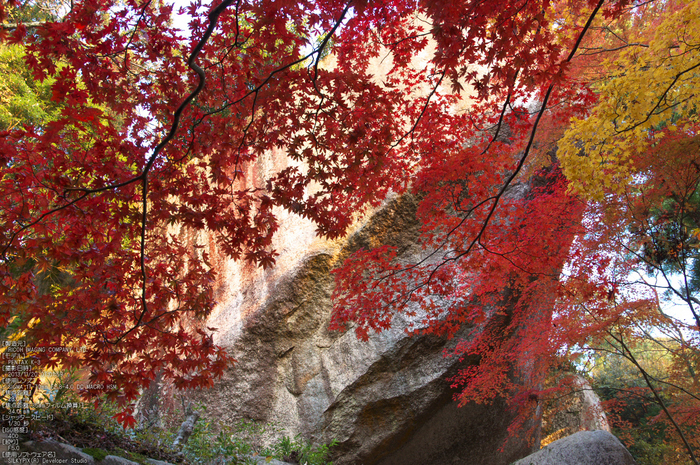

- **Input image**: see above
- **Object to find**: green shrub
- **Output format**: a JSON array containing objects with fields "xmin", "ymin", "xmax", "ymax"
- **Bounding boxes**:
[
  {"xmin": 272, "ymin": 435, "xmax": 337, "ymax": 465},
  {"xmin": 178, "ymin": 406, "xmax": 336, "ymax": 465},
  {"xmin": 29, "ymin": 394, "xmax": 337, "ymax": 465}
]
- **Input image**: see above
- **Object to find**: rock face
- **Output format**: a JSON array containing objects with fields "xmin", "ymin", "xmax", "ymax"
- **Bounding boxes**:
[
  {"xmin": 512, "ymin": 430, "xmax": 637, "ymax": 465},
  {"xmin": 541, "ymin": 375, "xmax": 610, "ymax": 446},
  {"xmin": 136, "ymin": 32, "xmax": 574, "ymax": 465},
  {"xmin": 183, "ymin": 192, "xmax": 548, "ymax": 465}
]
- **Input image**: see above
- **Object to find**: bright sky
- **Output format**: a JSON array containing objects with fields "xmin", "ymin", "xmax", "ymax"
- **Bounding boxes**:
[{"xmin": 168, "ymin": 0, "xmax": 194, "ymax": 38}]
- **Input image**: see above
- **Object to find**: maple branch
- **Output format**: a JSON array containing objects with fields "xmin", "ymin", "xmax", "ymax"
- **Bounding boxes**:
[
  {"xmin": 634, "ymin": 367, "xmax": 700, "ymax": 403},
  {"xmin": 625, "ymin": 0, "xmax": 659, "ymax": 11},
  {"xmin": 482, "ymin": 79, "xmax": 517, "ymax": 155},
  {"xmin": 390, "ymin": 69, "xmax": 446, "ymax": 150},
  {"xmin": 468, "ymin": 0, "xmax": 605, "ymax": 234},
  {"xmin": 5, "ymin": 0, "xmax": 243, "ymax": 260},
  {"xmin": 579, "ymin": 302, "xmax": 700, "ymax": 464},
  {"xmin": 306, "ymin": 1, "xmax": 352, "ymax": 132},
  {"xmin": 381, "ymin": 31, "xmax": 432, "ymax": 50},
  {"xmin": 1, "ymin": 191, "xmax": 92, "ymax": 258},
  {"xmin": 185, "ymin": 2, "xmax": 353, "ymax": 179},
  {"xmin": 477, "ymin": 240, "xmax": 560, "ymax": 278},
  {"xmin": 102, "ymin": 0, "xmax": 238, "ymax": 345},
  {"xmin": 422, "ymin": 0, "xmax": 607, "ymax": 285},
  {"xmin": 138, "ymin": 176, "xmax": 149, "ymax": 328},
  {"xmin": 120, "ymin": 0, "xmax": 153, "ymax": 62},
  {"xmin": 98, "ymin": 0, "xmax": 355, "ymax": 345},
  {"xmin": 416, "ymin": 90, "xmax": 521, "ymax": 267},
  {"xmin": 618, "ymin": 240, "xmax": 700, "ymax": 330},
  {"xmin": 143, "ymin": 0, "xmax": 238, "ymax": 176},
  {"xmin": 360, "ymin": 2, "xmax": 606, "ymax": 314},
  {"xmin": 615, "ymin": 60, "xmax": 700, "ymax": 135},
  {"xmin": 579, "ymin": 43, "xmax": 649, "ymax": 56},
  {"xmin": 312, "ymin": 1, "xmax": 352, "ymax": 86},
  {"xmin": 622, "ymin": 323, "xmax": 700, "ymax": 397},
  {"xmin": 580, "ymin": 25, "xmax": 650, "ymax": 56}
]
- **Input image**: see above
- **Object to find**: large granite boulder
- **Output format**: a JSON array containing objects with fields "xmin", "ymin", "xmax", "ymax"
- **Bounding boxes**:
[
  {"xmin": 178, "ymin": 191, "xmax": 556, "ymax": 465},
  {"xmin": 512, "ymin": 430, "xmax": 637, "ymax": 465}
]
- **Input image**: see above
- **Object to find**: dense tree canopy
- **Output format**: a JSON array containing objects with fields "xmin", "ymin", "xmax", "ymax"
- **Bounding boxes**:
[{"xmin": 0, "ymin": 0, "xmax": 698, "ymax": 455}]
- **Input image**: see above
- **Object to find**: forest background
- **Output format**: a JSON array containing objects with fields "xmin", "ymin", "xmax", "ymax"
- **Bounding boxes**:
[{"xmin": 0, "ymin": 0, "xmax": 699, "ymax": 463}]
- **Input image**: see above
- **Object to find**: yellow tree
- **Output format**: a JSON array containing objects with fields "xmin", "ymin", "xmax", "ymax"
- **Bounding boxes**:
[
  {"xmin": 559, "ymin": 0, "xmax": 700, "ymax": 201},
  {"xmin": 554, "ymin": 2, "xmax": 700, "ymax": 462}
]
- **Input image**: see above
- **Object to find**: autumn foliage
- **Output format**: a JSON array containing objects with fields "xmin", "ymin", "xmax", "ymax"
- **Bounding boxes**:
[{"xmin": 0, "ymin": 0, "xmax": 698, "ymax": 456}]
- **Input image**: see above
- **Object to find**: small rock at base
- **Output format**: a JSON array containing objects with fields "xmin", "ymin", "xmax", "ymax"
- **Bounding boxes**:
[{"xmin": 512, "ymin": 430, "xmax": 637, "ymax": 465}]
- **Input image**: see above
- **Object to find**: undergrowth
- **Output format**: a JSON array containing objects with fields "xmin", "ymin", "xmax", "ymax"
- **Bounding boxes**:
[{"xmin": 16, "ymin": 371, "xmax": 336, "ymax": 465}]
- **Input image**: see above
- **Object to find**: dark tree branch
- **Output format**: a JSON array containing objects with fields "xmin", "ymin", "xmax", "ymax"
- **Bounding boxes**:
[
  {"xmin": 365, "ymin": 0, "xmax": 607, "ymax": 314},
  {"xmin": 611, "ymin": 330, "xmax": 700, "ymax": 465},
  {"xmin": 103, "ymin": 0, "xmax": 239, "ymax": 344}
]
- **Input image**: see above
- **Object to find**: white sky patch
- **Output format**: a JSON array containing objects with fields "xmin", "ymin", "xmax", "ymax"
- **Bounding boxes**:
[{"xmin": 168, "ymin": 0, "xmax": 195, "ymax": 38}]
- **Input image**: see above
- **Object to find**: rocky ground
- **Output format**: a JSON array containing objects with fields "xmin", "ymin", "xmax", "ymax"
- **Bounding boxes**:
[{"xmin": 16, "ymin": 415, "xmax": 186, "ymax": 464}]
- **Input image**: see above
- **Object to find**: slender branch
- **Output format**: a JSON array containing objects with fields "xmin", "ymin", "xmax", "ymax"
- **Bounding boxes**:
[
  {"xmin": 103, "ymin": 0, "xmax": 238, "ymax": 344},
  {"xmin": 580, "ymin": 303, "xmax": 700, "ymax": 464},
  {"xmin": 611, "ymin": 331, "xmax": 700, "ymax": 465},
  {"xmin": 120, "ymin": 0, "xmax": 154, "ymax": 63},
  {"xmin": 312, "ymin": 1, "xmax": 352, "ymax": 86},
  {"xmin": 616, "ymin": 60, "xmax": 700, "ymax": 135},
  {"xmin": 389, "ymin": 69, "xmax": 447, "ymax": 150},
  {"xmin": 354, "ymin": 0, "xmax": 606, "ymax": 316},
  {"xmin": 417, "ymin": 0, "xmax": 608, "ymax": 288},
  {"xmin": 578, "ymin": 42, "xmax": 649, "ymax": 56},
  {"xmin": 100, "ymin": 0, "xmax": 357, "ymax": 344}
]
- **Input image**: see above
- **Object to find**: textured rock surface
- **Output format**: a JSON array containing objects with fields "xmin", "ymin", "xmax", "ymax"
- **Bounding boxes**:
[
  {"xmin": 17, "ymin": 439, "xmax": 182, "ymax": 465},
  {"xmin": 188, "ymin": 193, "xmax": 546, "ymax": 465},
  {"xmin": 20, "ymin": 439, "xmax": 96, "ymax": 464},
  {"xmin": 512, "ymin": 430, "xmax": 637, "ymax": 465},
  {"xmin": 140, "ymin": 36, "xmax": 569, "ymax": 465},
  {"xmin": 102, "ymin": 456, "xmax": 141, "ymax": 465},
  {"xmin": 145, "ymin": 460, "xmax": 177, "ymax": 465},
  {"xmin": 542, "ymin": 375, "xmax": 610, "ymax": 446}
]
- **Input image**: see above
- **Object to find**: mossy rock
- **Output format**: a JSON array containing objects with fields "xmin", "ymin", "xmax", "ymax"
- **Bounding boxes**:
[
  {"xmin": 83, "ymin": 447, "xmax": 109, "ymax": 461},
  {"xmin": 110, "ymin": 448, "xmax": 152, "ymax": 465},
  {"xmin": 82, "ymin": 446, "xmax": 151, "ymax": 465}
]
